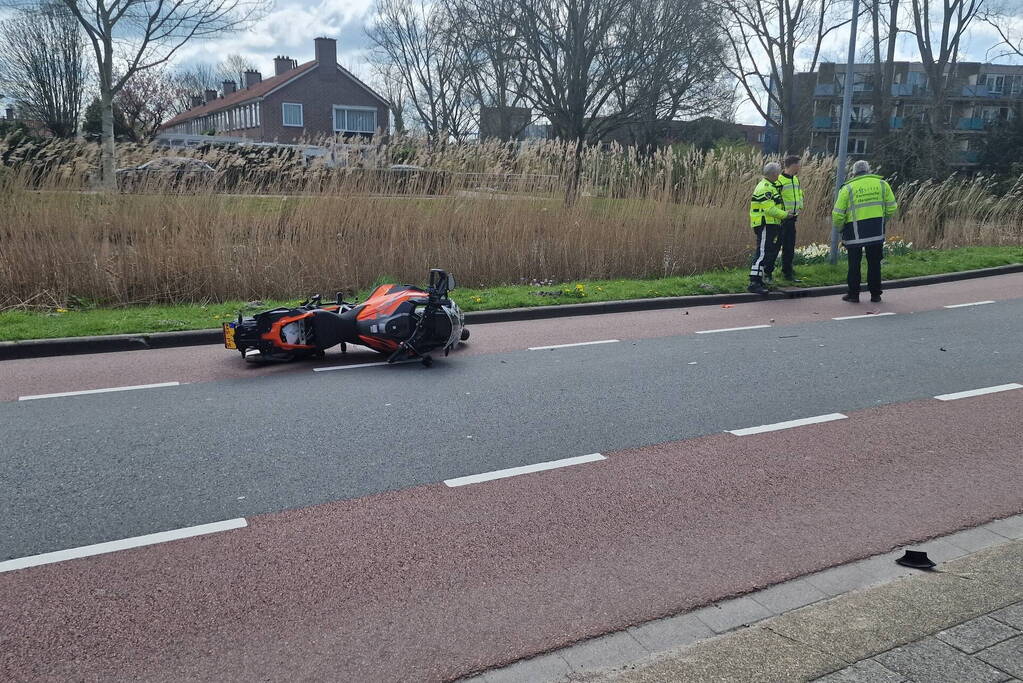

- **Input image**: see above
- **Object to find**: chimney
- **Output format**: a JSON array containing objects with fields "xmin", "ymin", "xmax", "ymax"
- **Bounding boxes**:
[
  {"xmin": 243, "ymin": 70, "xmax": 262, "ymax": 88},
  {"xmin": 222, "ymin": 80, "xmax": 237, "ymax": 95},
  {"xmin": 315, "ymin": 37, "xmax": 337, "ymax": 74},
  {"xmin": 190, "ymin": 95, "xmax": 203, "ymax": 108},
  {"xmin": 204, "ymin": 88, "xmax": 218, "ymax": 104},
  {"xmin": 5, "ymin": 107, "xmax": 13, "ymax": 121},
  {"xmin": 274, "ymin": 56, "xmax": 295, "ymax": 76}
]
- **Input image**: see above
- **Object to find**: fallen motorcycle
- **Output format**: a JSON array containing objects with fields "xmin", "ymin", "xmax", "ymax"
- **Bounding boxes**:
[{"xmin": 222, "ymin": 269, "xmax": 468, "ymax": 366}]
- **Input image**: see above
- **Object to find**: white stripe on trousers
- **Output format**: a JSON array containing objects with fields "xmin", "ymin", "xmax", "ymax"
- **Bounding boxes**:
[{"xmin": 750, "ymin": 226, "xmax": 768, "ymax": 277}]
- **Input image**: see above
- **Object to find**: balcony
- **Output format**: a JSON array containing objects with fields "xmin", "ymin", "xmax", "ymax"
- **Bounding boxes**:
[
  {"xmin": 956, "ymin": 117, "xmax": 985, "ymax": 131},
  {"xmin": 891, "ymin": 83, "xmax": 923, "ymax": 97},
  {"xmin": 813, "ymin": 116, "xmax": 834, "ymax": 129},
  {"xmin": 890, "ymin": 116, "xmax": 904, "ymax": 129}
]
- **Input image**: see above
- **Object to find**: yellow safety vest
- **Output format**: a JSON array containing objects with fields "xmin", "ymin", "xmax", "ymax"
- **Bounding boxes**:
[
  {"xmin": 777, "ymin": 173, "xmax": 804, "ymax": 213},
  {"xmin": 832, "ymin": 174, "xmax": 898, "ymax": 245},
  {"xmin": 749, "ymin": 178, "xmax": 788, "ymax": 228}
]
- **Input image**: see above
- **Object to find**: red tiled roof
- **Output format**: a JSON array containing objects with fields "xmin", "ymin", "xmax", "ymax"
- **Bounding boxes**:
[{"xmin": 160, "ymin": 60, "xmax": 317, "ymax": 129}]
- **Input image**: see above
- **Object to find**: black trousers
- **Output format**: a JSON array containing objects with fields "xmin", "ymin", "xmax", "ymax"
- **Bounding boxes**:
[
  {"xmin": 750, "ymin": 224, "xmax": 782, "ymax": 281},
  {"xmin": 847, "ymin": 243, "xmax": 883, "ymax": 296},
  {"xmin": 779, "ymin": 218, "xmax": 797, "ymax": 276}
]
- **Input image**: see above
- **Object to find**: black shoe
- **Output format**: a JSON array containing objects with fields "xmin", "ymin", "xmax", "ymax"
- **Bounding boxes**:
[
  {"xmin": 748, "ymin": 283, "xmax": 769, "ymax": 296},
  {"xmin": 783, "ymin": 272, "xmax": 803, "ymax": 282},
  {"xmin": 842, "ymin": 294, "xmax": 860, "ymax": 303},
  {"xmin": 870, "ymin": 294, "xmax": 882, "ymax": 303}
]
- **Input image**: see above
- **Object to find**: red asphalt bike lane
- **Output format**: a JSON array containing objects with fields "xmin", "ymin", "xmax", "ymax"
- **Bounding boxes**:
[
  {"xmin": 2, "ymin": 390, "xmax": 1022, "ymax": 681},
  {"xmin": 2, "ymin": 272, "xmax": 1022, "ymax": 402}
]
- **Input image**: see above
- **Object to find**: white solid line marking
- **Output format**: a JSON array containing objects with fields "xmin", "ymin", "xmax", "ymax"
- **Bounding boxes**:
[
  {"xmin": 445, "ymin": 453, "xmax": 606, "ymax": 487},
  {"xmin": 528, "ymin": 339, "xmax": 620, "ymax": 351},
  {"xmin": 728, "ymin": 413, "xmax": 848, "ymax": 436},
  {"xmin": 18, "ymin": 382, "xmax": 180, "ymax": 401},
  {"xmin": 313, "ymin": 360, "xmax": 417, "ymax": 372},
  {"xmin": 0, "ymin": 518, "xmax": 248, "ymax": 573},
  {"xmin": 832, "ymin": 312, "xmax": 897, "ymax": 321},
  {"xmin": 934, "ymin": 383, "xmax": 1023, "ymax": 401},
  {"xmin": 694, "ymin": 324, "xmax": 772, "ymax": 334},
  {"xmin": 944, "ymin": 300, "xmax": 995, "ymax": 308}
]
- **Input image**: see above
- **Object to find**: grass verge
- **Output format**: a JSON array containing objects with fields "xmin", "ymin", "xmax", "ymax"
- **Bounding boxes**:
[{"xmin": 1, "ymin": 246, "xmax": 1020, "ymax": 342}]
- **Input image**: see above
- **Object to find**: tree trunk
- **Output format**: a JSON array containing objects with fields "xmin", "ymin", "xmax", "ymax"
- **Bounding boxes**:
[{"xmin": 565, "ymin": 137, "xmax": 584, "ymax": 206}]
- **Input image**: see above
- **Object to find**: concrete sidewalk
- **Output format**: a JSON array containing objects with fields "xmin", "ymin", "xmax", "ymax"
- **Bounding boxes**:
[{"xmin": 471, "ymin": 516, "xmax": 1023, "ymax": 682}]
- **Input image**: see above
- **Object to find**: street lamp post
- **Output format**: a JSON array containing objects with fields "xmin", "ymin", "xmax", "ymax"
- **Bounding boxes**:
[{"xmin": 829, "ymin": 0, "xmax": 862, "ymax": 265}]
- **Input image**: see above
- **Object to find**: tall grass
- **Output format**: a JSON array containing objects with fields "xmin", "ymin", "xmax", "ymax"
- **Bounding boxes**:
[{"xmin": 1, "ymin": 134, "xmax": 1021, "ymax": 308}]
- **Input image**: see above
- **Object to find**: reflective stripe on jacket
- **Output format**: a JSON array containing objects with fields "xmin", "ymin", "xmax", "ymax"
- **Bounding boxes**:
[
  {"xmin": 832, "ymin": 174, "xmax": 898, "ymax": 246},
  {"xmin": 750, "ymin": 178, "xmax": 788, "ymax": 228},
  {"xmin": 777, "ymin": 173, "xmax": 804, "ymax": 213}
]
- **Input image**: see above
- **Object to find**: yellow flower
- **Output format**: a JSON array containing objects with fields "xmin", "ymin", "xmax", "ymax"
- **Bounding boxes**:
[{"xmin": 56, "ymin": 308, "xmax": 68, "ymax": 313}]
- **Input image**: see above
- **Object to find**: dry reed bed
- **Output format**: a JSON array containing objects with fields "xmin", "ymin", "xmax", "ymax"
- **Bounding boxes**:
[{"xmin": 1, "ymin": 138, "xmax": 1021, "ymax": 308}]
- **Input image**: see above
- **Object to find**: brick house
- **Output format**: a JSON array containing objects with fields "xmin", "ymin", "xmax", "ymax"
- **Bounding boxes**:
[{"xmin": 161, "ymin": 37, "xmax": 389, "ymax": 142}]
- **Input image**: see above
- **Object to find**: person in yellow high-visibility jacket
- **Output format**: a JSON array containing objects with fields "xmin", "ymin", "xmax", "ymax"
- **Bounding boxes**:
[
  {"xmin": 775, "ymin": 155, "xmax": 804, "ymax": 281},
  {"xmin": 832, "ymin": 160, "xmax": 898, "ymax": 303},
  {"xmin": 748, "ymin": 161, "xmax": 792, "ymax": 295}
]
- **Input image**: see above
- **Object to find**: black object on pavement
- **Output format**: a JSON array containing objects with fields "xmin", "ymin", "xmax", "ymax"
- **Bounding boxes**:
[{"xmin": 896, "ymin": 550, "xmax": 936, "ymax": 569}]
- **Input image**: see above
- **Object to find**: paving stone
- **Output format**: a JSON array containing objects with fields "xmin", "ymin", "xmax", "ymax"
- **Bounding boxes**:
[
  {"xmin": 937, "ymin": 616, "xmax": 1020, "ymax": 654},
  {"xmin": 768, "ymin": 587, "xmax": 937, "ymax": 662},
  {"xmin": 691, "ymin": 596, "xmax": 773, "ymax": 634},
  {"xmin": 875, "ymin": 636, "xmax": 1011, "ymax": 682},
  {"xmin": 598, "ymin": 626, "xmax": 845, "ymax": 683},
  {"xmin": 992, "ymin": 604, "xmax": 1023, "ymax": 631},
  {"xmin": 813, "ymin": 659, "xmax": 905, "ymax": 682},
  {"xmin": 483, "ymin": 652, "xmax": 572, "ymax": 683},
  {"xmin": 911, "ymin": 537, "xmax": 971, "ymax": 563},
  {"xmin": 984, "ymin": 516, "xmax": 1023, "ymax": 540},
  {"xmin": 805, "ymin": 563, "xmax": 874, "ymax": 597},
  {"xmin": 752, "ymin": 578, "xmax": 828, "ymax": 614},
  {"xmin": 977, "ymin": 635, "xmax": 1023, "ymax": 679},
  {"xmin": 850, "ymin": 553, "xmax": 917, "ymax": 587},
  {"xmin": 946, "ymin": 527, "xmax": 1013, "ymax": 553},
  {"xmin": 559, "ymin": 631, "xmax": 649, "ymax": 673},
  {"xmin": 627, "ymin": 613, "xmax": 713, "ymax": 653}
]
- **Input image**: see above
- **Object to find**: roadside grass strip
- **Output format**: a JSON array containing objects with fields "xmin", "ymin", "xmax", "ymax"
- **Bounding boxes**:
[
  {"xmin": 695, "ymin": 324, "xmax": 772, "ymax": 334},
  {"xmin": 832, "ymin": 312, "xmax": 897, "ymax": 321},
  {"xmin": 934, "ymin": 384, "xmax": 1023, "ymax": 401},
  {"xmin": 18, "ymin": 381, "xmax": 180, "ymax": 401},
  {"xmin": 944, "ymin": 300, "xmax": 995, "ymax": 308},
  {"xmin": 728, "ymin": 413, "xmax": 848, "ymax": 436},
  {"xmin": 0, "ymin": 518, "xmax": 248, "ymax": 573},
  {"xmin": 528, "ymin": 339, "xmax": 620, "ymax": 351},
  {"xmin": 444, "ymin": 453, "xmax": 606, "ymax": 487}
]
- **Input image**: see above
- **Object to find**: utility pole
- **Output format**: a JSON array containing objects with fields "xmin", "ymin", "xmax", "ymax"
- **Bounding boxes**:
[{"xmin": 830, "ymin": 0, "xmax": 861, "ymax": 265}]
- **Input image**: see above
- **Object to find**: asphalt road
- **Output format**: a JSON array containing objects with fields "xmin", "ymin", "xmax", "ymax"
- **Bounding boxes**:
[
  {"xmin": 1, "ymin": 295, "xmax": 1021, "ymax": 562},
  {"xmin": 1, "ymin": 277, "xmax": 1022, "ymax": 681}
]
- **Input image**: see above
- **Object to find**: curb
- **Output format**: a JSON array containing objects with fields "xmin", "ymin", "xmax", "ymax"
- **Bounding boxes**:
[{"xmin": 3, "ymin": 263, "xmax": 1021, "ymax": 361}]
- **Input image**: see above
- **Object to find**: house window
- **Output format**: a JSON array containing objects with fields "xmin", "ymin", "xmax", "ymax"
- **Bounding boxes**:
[
  {"xmin": 332, "ymin": 106, "xmax": 377, "ymax": 134},
  {"xmin": 282, "ymin": 102, "xmax": 303, "ymax": 127},
  {"xmin": 831, "ymin": 137, "xmax": 868, "ymax": 154},
  {"xmin": 985, "ymin": 74, "xmax": 1005, "ymax": 94}
]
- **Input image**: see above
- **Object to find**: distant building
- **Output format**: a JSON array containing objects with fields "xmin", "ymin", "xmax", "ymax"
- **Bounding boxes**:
[
  {"xmin": 479, "ymin": 106, "xmax": 534, "ymax": 141},
  {"xmin": 595, "ymin": 117, "xmax": 766, "ymax": 152},
  {"xmin": 160, "ymin": 37, "xmax": 389, "ymax": 143},
  {"xmin": 767, "ymin": 61, "xmax": 1023, "ymax": 166}
]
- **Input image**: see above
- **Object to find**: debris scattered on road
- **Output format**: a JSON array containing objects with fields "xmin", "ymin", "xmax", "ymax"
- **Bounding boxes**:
[{"xmin": 721, "ymin": 304, "xmax": 734, "ymax": 309}]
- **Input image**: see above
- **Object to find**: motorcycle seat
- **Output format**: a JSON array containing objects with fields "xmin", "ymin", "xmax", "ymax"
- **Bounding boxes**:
[{"xmin": 309, "ymin": 308, "xmax": 357, "ymax": 349}]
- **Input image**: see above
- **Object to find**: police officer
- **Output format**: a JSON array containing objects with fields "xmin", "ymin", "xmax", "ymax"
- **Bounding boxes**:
[
  {"xmin": 775, "ymin": 155, "xmax": 804, "ymax": 281},
  {"xmin": 832, "ymin": 160, "xmax": 898, "ymax": 303},
  {"xmin": 748, "ymin": 161, "xmax": 791, "ymax": 295}
]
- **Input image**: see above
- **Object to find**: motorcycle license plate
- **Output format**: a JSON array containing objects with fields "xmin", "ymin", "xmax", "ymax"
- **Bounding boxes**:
[{"xmin": 222, "ymin": 322, "xmax": 237, "ymax": 349}]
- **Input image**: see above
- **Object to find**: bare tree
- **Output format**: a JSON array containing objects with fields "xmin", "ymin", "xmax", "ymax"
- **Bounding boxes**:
[
  {"xmin": 2, "ymin": 0, "xmax": 267, "ymax": 187},
  {"xmin": 982, "ymin": 1, "xmax": 1023, "ymax": 60},
  {"xmin": 445, "ymin": 0, "xmax": 531, "ymax": 139},
  {"xmin": 865, "ymin": 0, "xmax": 901, "ymax": 153},
  {"xmin": 117, "ymin": 65, "xmax": 178, "ymax": 141},
  {"xmin": 713, "ymin": 0, "xmax": 851, "ymax": 153},
  {"xmin": 367, "ymin": 0, "xmax": 474, "ymax": 140},
  {"xmin": 216, "ymin": 53, "xmax": 256, "ymax": 86},
  {"xmin": 0, "ymin": 3, "xmax": 89, "ymax": 137},
  {"xmin": 907, "ymin": 0, "xmax": 987, "ymax": 173}
]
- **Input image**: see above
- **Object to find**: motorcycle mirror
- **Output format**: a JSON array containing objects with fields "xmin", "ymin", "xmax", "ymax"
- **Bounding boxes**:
[{"xmin": 447, "ymin": 273, "xmax": 456, "ymax": 291}]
